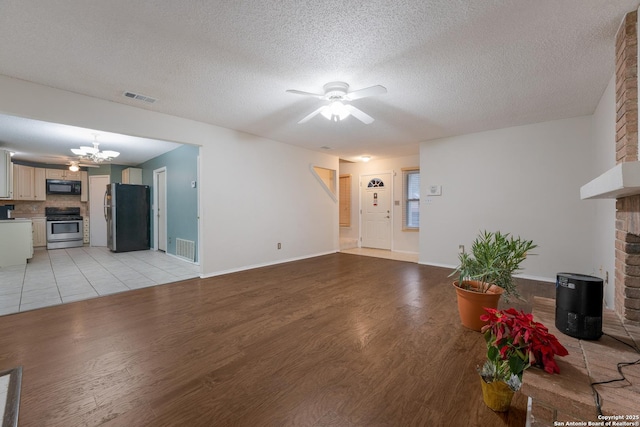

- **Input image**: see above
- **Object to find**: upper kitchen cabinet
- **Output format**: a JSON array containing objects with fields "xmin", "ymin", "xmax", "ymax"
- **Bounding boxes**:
[
  {"xmin": 46, "ymin": 168, "xmax": 82, "ymax": 180},
  {"xmin": 80, "ymin": 170, "xmax": 88, "ymax": 202},
  {"xmin": 122, "ymin": 167, "xmax": 142, "ymax": 184},
  {"xmin": 34, "ymin": 167, "xmax": 46, "ymax": 200},
  {"xmin": 0, "ymin": 149, "xmax": 12, "ymax": 199},
  {"xmin": 13, "ymin": 164, "xmax": 46, "ymax": 201}
]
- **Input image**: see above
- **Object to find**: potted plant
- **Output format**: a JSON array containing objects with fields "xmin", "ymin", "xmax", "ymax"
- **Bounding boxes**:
[
  {"xmin": 450, "ymin": 230, "xmax": 537, "ymax": 330},
  {"xmin": 478, "ymin": 307, "xmax": 569, "ymax": 412}
]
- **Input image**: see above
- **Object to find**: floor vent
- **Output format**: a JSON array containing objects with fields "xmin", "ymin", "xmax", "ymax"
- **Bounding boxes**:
[
  {"xmin": 176, "ymin": 238, "xmax": 196, "ymax": 262},
  {"xmin": 123, "ymin": 91, "xmax": 157, "ymax": 104}
]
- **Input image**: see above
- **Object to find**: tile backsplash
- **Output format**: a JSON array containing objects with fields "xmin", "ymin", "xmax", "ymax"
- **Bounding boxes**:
[{"xmin": 2, "ymin": 195, "xmax": 87, "ymax": 218}]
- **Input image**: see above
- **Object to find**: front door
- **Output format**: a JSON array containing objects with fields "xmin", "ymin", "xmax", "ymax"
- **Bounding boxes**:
[{"xmin": 361, "ymin": 172, "xmax": 391, "ymax": 250}]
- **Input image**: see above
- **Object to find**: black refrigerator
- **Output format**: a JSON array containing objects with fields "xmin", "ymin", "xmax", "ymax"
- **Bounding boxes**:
[{"xmin": 105, "ymin": 183, "xmax": 150, "ymax": 252}]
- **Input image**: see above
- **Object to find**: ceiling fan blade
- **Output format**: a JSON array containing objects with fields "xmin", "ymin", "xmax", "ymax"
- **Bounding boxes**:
[
  {"xmin": 66, "ymin": 161, "xmax": 100, "ymax": 168},
  {"xmin": 344, "ymin": 105, "xmax": 374, "ymax": 124},
  {"xmin": 298, "ymin": 105, "xmax": 326, "ymax": 124},
  {"xmin": 286, "ymin": 89, "xmax": 325, "ymax": 99},
  {"xmin": 346, "ymin": 85, "xmax": 387, "ymax": 100}
]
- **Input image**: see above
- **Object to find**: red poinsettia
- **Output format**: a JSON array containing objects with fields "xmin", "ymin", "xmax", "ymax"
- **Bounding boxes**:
[{"xmin": 479, "ymin": 308, "xmax": 568, "ymax": 390}]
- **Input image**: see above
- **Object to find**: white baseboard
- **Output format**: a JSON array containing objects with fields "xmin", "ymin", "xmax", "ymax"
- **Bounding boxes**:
[{"xmin": 200, "ymin": 250, "xmax": 338, "ymax": 278}]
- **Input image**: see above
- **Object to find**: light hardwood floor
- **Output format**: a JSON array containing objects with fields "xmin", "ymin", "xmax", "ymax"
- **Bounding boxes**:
[{"xmin": 0, "ymin": 253, "xmax": 554, "ymax": 426}]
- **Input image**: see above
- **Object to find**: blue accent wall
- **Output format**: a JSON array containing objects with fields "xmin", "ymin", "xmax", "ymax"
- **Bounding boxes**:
[
  {"xmin": 139, "ymin": 144, "xmax": 199, "ymax": 262},
  {"xmin": 88, "ymin": 164, "xmax": 126, "ymax": 183}
]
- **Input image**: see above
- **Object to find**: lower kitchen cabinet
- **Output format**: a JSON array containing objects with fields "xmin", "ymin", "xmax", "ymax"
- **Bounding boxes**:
[
  {"xmin": 32, "ymin": 217, "xmax": 47, "ymax": 247},
  {"xmin": 83, "ymin": 218, "xmax": 89, "ymax": 244},
  {"xmin": 0, "ymin": 219, "xmax": 33, "ymax": 267}
]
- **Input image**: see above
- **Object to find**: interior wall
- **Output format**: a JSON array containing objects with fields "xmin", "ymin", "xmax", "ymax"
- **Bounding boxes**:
[
  {"xmin": 0, "ymin": 75, "xmax": 339, "ymax": 277},
  {"xmin": 419, "ymin": 116, "xmax": 596, "ymax": 281},
  {"xmin": 339, "ymin": 154, "xmax": 420, "ymax": 254},
  {"xmin": 139, "ymin": 144, "xmax": 199, "ymax": 260},
  {"xmin": 590, "ymin": 75, "xmax": 617, "ymax": 308}
]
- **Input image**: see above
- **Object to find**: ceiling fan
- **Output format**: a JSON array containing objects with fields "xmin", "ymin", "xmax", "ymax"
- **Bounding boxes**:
[
  {"xmin": 286, "ymin": 81, "xmax": 387, "ymax": 124},
  {"xmin": 66, "ymin": 160, "xmax": 99, "ymax": 171}
]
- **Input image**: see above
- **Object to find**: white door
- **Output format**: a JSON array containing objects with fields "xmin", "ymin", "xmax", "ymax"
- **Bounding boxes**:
[
  {"xmin": 89, "ymin": 175, "xmax": 110, "ymax": 246},
  {"xmin": 361, "ymin": 172, "xmax": 392, "ymax": 250},
  {"xmin": 154, "ymin": 168, "xmax": 167, "ymax": 252}
]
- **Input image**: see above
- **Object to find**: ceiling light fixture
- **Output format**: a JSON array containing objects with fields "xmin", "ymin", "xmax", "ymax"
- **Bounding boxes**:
[
  {"xmin": 361, "ymin": 156, "xmax": 371, "ymax": 162},
  {"xmin": 68, "ymin": 161, "xmax": 80, "ymax": 172},
  {"xmin": 71, "ymin": 134, "xmax": 120, "ymax": 163},
  {"xmin": 320, "ymin": 101, "xmax": 351, "ymax": 122}
]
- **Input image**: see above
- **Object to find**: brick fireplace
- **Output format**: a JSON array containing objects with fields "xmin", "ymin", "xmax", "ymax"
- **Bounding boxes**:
[{"xmin": 615, "ymin": 10, "xmax": 640, "ymax": 325}]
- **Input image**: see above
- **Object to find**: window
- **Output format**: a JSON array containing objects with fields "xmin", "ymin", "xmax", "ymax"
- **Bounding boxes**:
[
  {"xmin": 367, "ymin": 177, "xmax": 384, "ymax": 187},
  {"xmin": 339, "ymin": 174, "xmax": 351, "ymax": 227},
  {"xmin": 402, "ymin": 168, "xmax": 420, "ymax": 230}
]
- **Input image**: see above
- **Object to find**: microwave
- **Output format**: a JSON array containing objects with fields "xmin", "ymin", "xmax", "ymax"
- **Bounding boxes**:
[{"xmin": 46, "ymin": 179, "xmax": 82, "ymax": 195}]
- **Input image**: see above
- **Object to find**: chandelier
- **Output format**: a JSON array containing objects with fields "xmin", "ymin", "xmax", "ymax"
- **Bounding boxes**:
[{"xmin": 71, "ymin": 135, "xmax": 120, "ymax": 163}]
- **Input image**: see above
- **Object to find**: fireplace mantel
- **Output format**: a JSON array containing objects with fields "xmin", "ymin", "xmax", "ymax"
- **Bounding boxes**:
[{"xmin": 580, "ymin": 161, "xmax": 640, "ymax": 199}]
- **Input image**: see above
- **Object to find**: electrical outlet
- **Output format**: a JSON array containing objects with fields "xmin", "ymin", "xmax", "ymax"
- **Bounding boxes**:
[
  {"xmin": 277, "ymin": 242, "xmax": 281, "ymax": 250},
  {"xmin": 458, "ymin": 245, "xmax": 465, "ymax": 254}
]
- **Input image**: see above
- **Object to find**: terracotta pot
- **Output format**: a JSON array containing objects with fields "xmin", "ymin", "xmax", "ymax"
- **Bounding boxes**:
[
  {"xmin": 480, "ymin": 378, "xmax": 514, "ymax": 412},
  {"xmin": 452, "ymin": 280, "xmax": 504, "ymax": 331}
]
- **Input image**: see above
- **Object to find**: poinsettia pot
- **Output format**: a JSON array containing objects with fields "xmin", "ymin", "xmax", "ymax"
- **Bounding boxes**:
[
  {"xmin": 480, "ymin": 378, "xmax": 514, "ymax": 412},
  {"xmin": 453, "ymin": 280, "xmax": 503, "ymax": 331}
]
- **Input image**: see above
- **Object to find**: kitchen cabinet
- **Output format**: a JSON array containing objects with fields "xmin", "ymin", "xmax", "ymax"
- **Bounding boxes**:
[
  {"xmin": 80, "ymin": 171, "xmax": 88, "ymax": 202},
  {"xmin": 122, "ymin": 167, "xmax": 142, "ymax": 185},
  {"xmin": 34, "ymin": 167, "xmax": 46, "ymax": 200},
  {"xmin": 13, "ymin": 164, "xmax": 46, "ymax": 201},
  {"xmin": 83, "ymin": 217, "xmax": 90, "ymax": 244},
  {"xmin": 32, "ymin": 217, "xmax": 47, "ymax": 247},
  {"xmin": 0, "ymin": 219, "xmax": 33, "ymax": 267},
  {"xmin": 14, "ymin": 164, "xmax": 34, "ymax": 200},
  {"xmin": 0, "ymin": 150, "xmax": 12, "ymax": 199},
  {"xmin": 45, "ymin": 168, "xmax": 82, "ymax": 180}
]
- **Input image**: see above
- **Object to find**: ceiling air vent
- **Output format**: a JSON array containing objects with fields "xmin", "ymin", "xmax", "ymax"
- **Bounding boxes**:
[{"xmin": 123, "ymin": 91, "xmax": 157, "ymax": 104}]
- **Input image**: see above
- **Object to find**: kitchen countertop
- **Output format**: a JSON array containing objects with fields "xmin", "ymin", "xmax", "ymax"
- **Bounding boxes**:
[{"xmin": 0, "ymin": 218, "xmax": 32, "ymax": 223}]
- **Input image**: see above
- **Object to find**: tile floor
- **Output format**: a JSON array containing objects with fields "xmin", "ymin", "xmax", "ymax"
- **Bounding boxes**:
[{"xmin": 0, "ymin": 247, "xmax": 200, "ymax": 316}]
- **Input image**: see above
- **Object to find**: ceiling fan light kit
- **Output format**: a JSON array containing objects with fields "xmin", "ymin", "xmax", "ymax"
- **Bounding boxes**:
[
  {"xmin": 287, "ymin": 81, "xmax": 386, "ymax": 124},
  {"xmin": 321, "ymin": 101, "xmax": 350, "ymax": 122}
]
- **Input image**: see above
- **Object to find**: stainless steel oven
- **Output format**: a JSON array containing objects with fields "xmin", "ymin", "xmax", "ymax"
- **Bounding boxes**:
[{"xmin": 45, "ymin": 207, "xmax": 84, "ymax": 249}]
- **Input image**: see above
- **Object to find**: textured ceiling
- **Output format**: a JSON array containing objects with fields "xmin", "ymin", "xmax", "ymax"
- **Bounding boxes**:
[{"xmin": 0, "ymin": 0, "xmax": 637, "ymax": 163}]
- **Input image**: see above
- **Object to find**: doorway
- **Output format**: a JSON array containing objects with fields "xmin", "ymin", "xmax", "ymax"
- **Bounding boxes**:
[
  {"xmin": 89, "ymin": 175, "xmax": 110, "ymax": 246},
  {"xmin": 153, "ymin": 167, "xmax": 167, "ymax": 252},
  {"xmin": 360, "ymin": 172, "xmax": 392, "ymax": 250}
]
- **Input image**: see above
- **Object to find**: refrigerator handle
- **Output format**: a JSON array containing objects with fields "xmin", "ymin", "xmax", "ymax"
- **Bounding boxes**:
[{"xmin": 103, "ymin": 191, "xmax": 108, "ymax": 222}]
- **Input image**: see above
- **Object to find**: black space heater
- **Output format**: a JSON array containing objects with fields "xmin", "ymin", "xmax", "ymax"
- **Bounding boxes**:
[{"xmin": 555, "ymin": 273, "xmax": 603, "ymax": 340}]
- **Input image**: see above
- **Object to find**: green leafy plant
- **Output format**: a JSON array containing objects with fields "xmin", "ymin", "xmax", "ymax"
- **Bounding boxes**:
[
  {"xmin": 451, "ymin": 230, "xmax": 537, "ymax": 300},
  {"xmin": 479, "ymin": 308, "xmax": 569, "ymax": 391}
]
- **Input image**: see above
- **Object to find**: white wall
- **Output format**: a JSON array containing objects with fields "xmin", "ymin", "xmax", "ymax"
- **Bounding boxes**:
[
  {"xmin": 0, "ymin": 75, "xmax": 339, "ymax": 277},
  {"xmin": 339, "ymin": 154, "xmax": 420, "ymax": 254},
  {"xmin": 419, "ymin": 116, "xmax": 596, "ymax": 281},
  {"xmin": 590, "ymin": 75, "xmax": 617, "ymax": 308}
]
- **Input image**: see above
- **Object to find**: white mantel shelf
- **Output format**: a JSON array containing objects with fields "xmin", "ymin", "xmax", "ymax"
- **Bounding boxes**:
[{"xmin": 581, "ymin": 162, "xmax": 640, "ymax": 199}]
